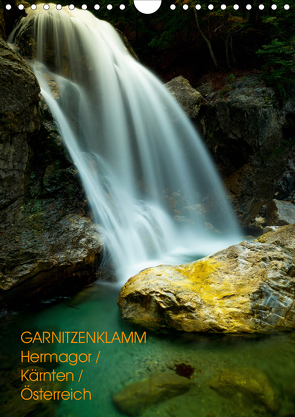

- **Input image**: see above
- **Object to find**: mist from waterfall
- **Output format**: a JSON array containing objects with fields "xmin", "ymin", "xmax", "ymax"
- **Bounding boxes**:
[{"xmin": 12, "ymin": 4, "xmax": 242, "ymax": 281}]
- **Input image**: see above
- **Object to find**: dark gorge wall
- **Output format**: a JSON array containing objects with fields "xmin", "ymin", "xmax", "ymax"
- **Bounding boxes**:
[
  {"xmin": 0, "ymin": 34, "xmax": 103, "ymax": 309},
  {"xmin": 166, "ymin": 75, "xmax": 295, "ymax": 227}
]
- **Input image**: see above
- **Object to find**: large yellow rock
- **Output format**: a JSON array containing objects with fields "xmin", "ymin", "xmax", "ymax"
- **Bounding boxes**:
[{"xmin": 117, "ymin": 224, "xmax": 295, "ymax": 333}]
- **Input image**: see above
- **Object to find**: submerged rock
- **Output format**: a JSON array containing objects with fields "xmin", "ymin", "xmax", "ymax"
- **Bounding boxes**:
[
  {"xmin": 209, "ymin": 367, "xmax": 278, "ymax": 412},
  {"xmin": 113, "ymin": 372, "xmax": 190, "ymax": 416},
  {"xmin": 267, "ymin": 199, "xmax": 295, "ymax": 226},
  {"xmin": 118, "ymin": 224, "xmax": 295, "ymax": 333}
]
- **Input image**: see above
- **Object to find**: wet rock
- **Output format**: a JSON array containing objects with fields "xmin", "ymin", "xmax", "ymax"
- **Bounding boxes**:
[
  {"xmin": 267, "ymin": 199, "xmax": 295, "ymax": 226},
  {"xmin": 0, "ymin": 100, "xmax": 101, "ymax": 307},
  {"xmin": 194, "ymin": 74, "xmax": 295, "ymax": 225},
  {"xmin": 209, "ymin": 367, "xmax": 278, "ymax": 412},
  {"xmin": 165, "ymin": 76, "xmax": 203, "ymax": 120},
  {"xmin": 0, "ymin": 213, "xmax": 103, "ymax": 308},
  {"xmin": 113, "ymin": 372, "xmax": 190, "ymax": 416},
  {"xmin": 0, "ymin": 39, "xmax": 41, "ymax": 224},
  {"xmin": 0, "ymin": 63, "xmax": 102, "ymax": 308},
  {"xmin": 118, "ymin": 224, "xmax": 295, "ymax": 333}
]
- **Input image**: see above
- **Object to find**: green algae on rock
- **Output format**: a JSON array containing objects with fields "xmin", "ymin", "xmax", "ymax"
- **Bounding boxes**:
[
  {"xmin": 113, "ymin": 372, "xmax": 190, "ymax": 416},
  {"xmin": 117, "ymin": 224, "xmax": 295, "ymax": 333}
]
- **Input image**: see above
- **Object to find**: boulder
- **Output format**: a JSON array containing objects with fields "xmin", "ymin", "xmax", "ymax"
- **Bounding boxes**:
[
  {"xmin": 209, "ymin": 367, "xmax": 278, "ymax": 412},
  {"xmin": 165, "ymin": 76, "xmax": 203, "ymax": 120},
  {"xmin": 267, "ymin": 199, "xmax": 295, "ymax": 226},
  {"xmin": 117, "ymin": 224, "xmax": 295, "ymax": 333},
  {"xmin": 0, "ymin": 213, "xmax": 103, "ymax": 307},
  {"xmin": 113, "ymin": 372, "xmax": 190, "ymax": 416}
]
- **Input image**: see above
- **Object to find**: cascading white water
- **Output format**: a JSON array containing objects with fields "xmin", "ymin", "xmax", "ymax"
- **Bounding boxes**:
[{"xmin": 11, "ymin": 4, "xmax": 242, "ymax": 281}]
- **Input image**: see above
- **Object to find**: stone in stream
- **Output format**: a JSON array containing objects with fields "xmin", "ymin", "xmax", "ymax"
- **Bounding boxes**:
[
  {"xmin": 112, "ymin": 372, "xmax": 190, "ymax": 416},
  {"xmin": 267, "ymin": 199, "xmax": 295, "ymax": 226},
  {"xmin": 209, "ymin": 367, "xmax": 278, "ymax": 413},
  {"xmin": 117, "ymin": 224, "xmax": 295, "ymax": 333}
]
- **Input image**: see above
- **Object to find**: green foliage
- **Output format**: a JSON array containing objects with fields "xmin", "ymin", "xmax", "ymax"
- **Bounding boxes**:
[
  {"xmin": 229, "ymin": 73, "xmax": 236, "ymax": 84},
  {"xmin": 257, "ymin": 39, "xmax": 295, "ymax": 101}
]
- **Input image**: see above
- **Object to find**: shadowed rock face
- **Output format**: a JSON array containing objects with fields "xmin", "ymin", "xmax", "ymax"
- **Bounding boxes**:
[
  {"xmin": 0, "ymin": 213, "xmax": 103, "ymax": 308},
  {"xmin": 0, "ymin": 39, "xmax": 104, "ymax": 308},
  {"xmin": 166, "ymin": 74, "xmax": 295, "ymax": 225},
  {"xmin": 0, "ymin": 38, "xmax": 41, "ymax": 223},
  {"xmin": 118, "ymin": 224, "xmax": 295, "ymax": 333}
]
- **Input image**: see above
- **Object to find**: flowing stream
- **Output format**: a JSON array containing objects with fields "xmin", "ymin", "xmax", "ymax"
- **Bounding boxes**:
[{"xmin": 11, "ymin": 4, "xmax": 241, "ymax": 281}]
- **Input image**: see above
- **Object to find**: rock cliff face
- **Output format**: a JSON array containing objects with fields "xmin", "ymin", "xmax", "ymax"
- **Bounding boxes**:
[
  {"xmin": 0, "ymin": 38, "xmax": 41, "ymax": 225},
  {"xmin": 166, "ymin": 75, "xmax": 295, "ymax": 226},
  {"xmin": 117, "ymin": 224, "xmax": 295, "ymax": 333},
  {"xmin": 0, "ymin": 40, "xmax": 103, "ymax": 308}
]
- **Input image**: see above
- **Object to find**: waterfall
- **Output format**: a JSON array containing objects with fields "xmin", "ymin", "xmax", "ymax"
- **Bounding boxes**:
[{"xmin": 11, "ymin": 4, "xmax": 242, "ymax": 281}]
